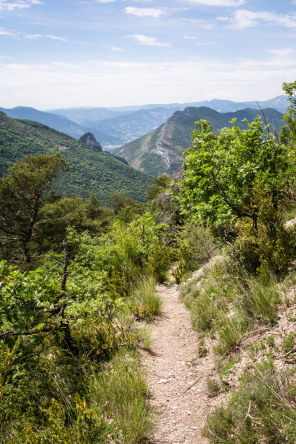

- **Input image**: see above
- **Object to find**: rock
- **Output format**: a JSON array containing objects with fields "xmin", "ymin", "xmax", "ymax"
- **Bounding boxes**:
[{"xmin": 79, "ymin": 132, "xmax": 102, "ymax": 150}]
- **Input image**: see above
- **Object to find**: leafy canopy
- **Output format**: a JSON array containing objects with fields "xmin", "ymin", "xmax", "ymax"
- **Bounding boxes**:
[
  {"xmin": 0, "ymin": 153, "xmax": 67, "ymax": 262},
  {"xmin": 180, "ymin": 117, "xmax": 295, "ymax": 228}
]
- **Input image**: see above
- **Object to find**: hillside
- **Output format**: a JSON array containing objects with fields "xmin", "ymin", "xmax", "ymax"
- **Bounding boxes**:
[
  {"xmin": 0, "ymin": 112, "xmax": 152, "ymax": 204},
  {"xmin": 115, "ymin": 106, "xmax": 284, "ymax": 176},
  {"xmin": 0, "ymin": 106, "xmax": 121, "ymax": 146}
]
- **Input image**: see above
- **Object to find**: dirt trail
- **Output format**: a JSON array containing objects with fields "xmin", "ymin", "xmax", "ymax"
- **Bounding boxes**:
[{"xmin": 142, "ymin": 282, "xmax": 219, "ymax": 444}]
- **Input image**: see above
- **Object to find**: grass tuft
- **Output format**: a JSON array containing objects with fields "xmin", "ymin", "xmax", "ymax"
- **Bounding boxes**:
[
  {"xmin": 132, "ymin": 277, "xmax": 162, "ymax": 321},
  {"xmin": 203, "ymin": 364, "xmax": 296, "ymax": 443},
  {"xmin": 90, "ymin": 350, "xmax": 152, "ymax": 444}
]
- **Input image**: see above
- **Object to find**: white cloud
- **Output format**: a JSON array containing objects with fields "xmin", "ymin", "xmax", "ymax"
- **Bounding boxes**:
[
  {"xmin": 25, "ymin": 33, "xmax": 41, "ymax": 39},
  {"xmin": 1, "ymin": 53, "xmax": 295, "ymax": 109},
  {"xmin": 220, "ymin": 10, "xmax": 296, "ymax": 29},
  {"xmin": 125, "ymin": 7, "xmax": 164, "ymax": 18},
  {"xmin": 183, "ymin": 35, "xmax": 199, "ymax": 39},
  {"xmin": 187, "ymin": 0, "xmax": 245, "ymax": 6},
  {"xmin": 270, "ymin": 48, "xmax": 294, "ymax": 57},
  {"xmin": 25, "ymin": 33, "xmax": 67, "ymax": 41},
  {"xmin": 0, "ymin": 27, "xmax": 16, "ymax": 35},
  {"xmin": 95, "ymin": 0, "xmax": 115, "ymax": 3},
  {"xmin": 0, "ymin": 0, "xmax": 42, "ymax": 11},
  {"xmin": 111, "ymin": 46, "xmax": 125, "ymax": 51},
  {"xmin": 129, "ymin": 34, "xmax": 170, "ymax": 47},
  {"xmin": 46, "ymin": 34, "xmax": 68, "ymax": 42}
]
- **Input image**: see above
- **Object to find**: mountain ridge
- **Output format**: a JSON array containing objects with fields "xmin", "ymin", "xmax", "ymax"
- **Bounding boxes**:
[
  {"xmin": 1, "ymin": 95, "xmax": 288, "ymax": 151},
  {"xmin": 115, "ymin": 106, "xmax": 284, "ymax": 176}
]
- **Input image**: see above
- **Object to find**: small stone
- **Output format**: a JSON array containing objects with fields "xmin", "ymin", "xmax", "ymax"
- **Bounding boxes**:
[{"xmin": 157, "ymin": 378, "xmax": 168, "ymax": 384}]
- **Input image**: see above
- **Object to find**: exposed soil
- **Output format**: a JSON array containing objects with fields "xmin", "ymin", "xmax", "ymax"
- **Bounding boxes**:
[{"xmin": 141, "ymin": 281, "xmax": 222, "ymax": 444}]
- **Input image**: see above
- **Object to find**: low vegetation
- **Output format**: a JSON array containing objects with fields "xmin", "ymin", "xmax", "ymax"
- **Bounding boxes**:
[
  {"xmin": 1, "ymin": 80, "xmax": 296, "ymax": 443},
  {"xmin": 0, "ymin": 152, "xmax": 170, "ymax": 442}
]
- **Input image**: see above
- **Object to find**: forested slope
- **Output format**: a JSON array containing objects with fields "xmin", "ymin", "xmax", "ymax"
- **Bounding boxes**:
[
  {"xmin": 0, "ymin": 112, "xmax": 152, "ymax": 204},
  {"xmin": 116, "ymin": 106, "xmax": 284, "ymax": 176}
]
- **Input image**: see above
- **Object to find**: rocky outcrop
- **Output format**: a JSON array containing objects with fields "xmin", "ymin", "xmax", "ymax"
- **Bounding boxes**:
[
  {"xmin": 79, "ymin": 132, "xmax": 102, "ymax": 150},
  {"xmin": 112, "ymin": 155, "xmax": 129, "ymax": 165}
]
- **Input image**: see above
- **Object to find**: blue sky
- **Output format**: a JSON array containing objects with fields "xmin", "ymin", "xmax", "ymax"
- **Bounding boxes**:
[{"xmin": 1, "ymin": 0, "xmax": 296, "ymax": 108}]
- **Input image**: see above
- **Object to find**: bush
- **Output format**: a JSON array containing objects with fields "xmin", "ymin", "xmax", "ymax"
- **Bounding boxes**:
[
  {"xmin": 238, "ymin": 275, "xmax": 280, "ymax": 325},
  {"xmin": 214, "ymin": 314, "xmax": 244, "ymax": 355},
  {"xmin": 173, "ymin": 221, "xmax": 216, "ymax": 282},
  {"xmin": 132, "ymin": 277, "xmax": 162, "ymax": 321},
  {"xmin": 231, "ymin": 195, "xmax": 296, "ymax": 277},
  {"xmin": 203, "ymin": 364, "xmax": 296, "ymax": 443},
  {"xmin": 182, "ymin": 258, "xmax": 282, "ymax": 355}
]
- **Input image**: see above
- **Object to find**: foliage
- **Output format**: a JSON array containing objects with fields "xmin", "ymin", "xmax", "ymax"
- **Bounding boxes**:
[
  {"xmin": 0, "ymin": 199, "xmax": 170, "ymax": 440},
  {"xmin": 281, "ymin": 80, "xmax": 296, "ymax": 144},
  {"xmin": 147, "ymin": 174, "xmax": 170, "ymax": 201},
  {"xmin": 131, "ymin": 277, "xmax": 162, "ymax": 321},
  {"xmin": 180, "ymin": 117, "xmax": 295, "ymax": 230},
  {"xmin": 0, "ymin": 153, "xmax": 67, "ymax": 263},
  {"xmin": 203, "ymin": 364, "xmax": 296, "ymax": 443},
  {"xmin": 229, "ymin": 189, "xmax": 296, "ymax": 275},
  {"xmin": 182, "ymin": 258, "xmax": 281, "ymax": 355},
  {"xmin": 109, "ymin": 193, "xmax": 145, "ymax": 223},
  {"xmin": 173, "ymin": 221, "xmax": 216, "ymax": 282},
  {"xmin": 90, "ymin": 350, "xmax": 151, "ymax": 444},
  {"xmin": 0, "ymin": 155, "xmax": 116, "ymax": 265}
]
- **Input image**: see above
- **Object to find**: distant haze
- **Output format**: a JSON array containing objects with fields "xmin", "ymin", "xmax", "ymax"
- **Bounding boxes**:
[{"xmin": 0, "ymin": 0, "xmax": 295, "ymax": 108}]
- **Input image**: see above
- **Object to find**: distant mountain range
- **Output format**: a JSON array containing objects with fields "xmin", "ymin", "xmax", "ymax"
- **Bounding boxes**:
[
  {"xmin": 0, "ymin": 95, "xmax": 289, "ymax": 150},
  {"xmin": 115, "ymin": 106, "xmax": 284, "ymax": 176},
  {"xmin": 51, "ymin": 95, "xmax": 289, "ymax": 118},
  {"xmin": 51, "ymin": 95, "xmax": 289, "ymax": 147},
  {"xmin": 0, "ymin": 112, "xmax": 152, "ymax": 204}
]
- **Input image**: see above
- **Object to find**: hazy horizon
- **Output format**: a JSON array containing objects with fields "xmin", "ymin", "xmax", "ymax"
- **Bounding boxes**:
[{"xmin": 1, "ymin": 0, "xmax": 296, "ymax": 109}]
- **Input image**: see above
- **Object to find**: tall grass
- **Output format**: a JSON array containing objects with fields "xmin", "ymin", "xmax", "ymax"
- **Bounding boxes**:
[
  {"xmin": 132, "ymin": 277, "xmax": 162, "ymax": 321},
  {"xmin": 203, "ymin": 364, "xmax": 296, "ymax": 443},
  {"xmin": 90, "ymin": 350, "xmax": 151, "ymax": 444},
  {"xmin": 238, "ymin": 276, "xmax": 280, "ymax": 325},
  {"xmin": 183, "ymin": 258, "xmax": 282, "ymax": 355}
]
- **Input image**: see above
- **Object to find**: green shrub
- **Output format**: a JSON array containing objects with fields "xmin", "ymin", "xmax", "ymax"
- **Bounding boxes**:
[
  {"xmin": 206, "ymin": 378, "xmax": 221, "ymax": 397},
  {"xmin": 281, "ymin": 332, "xmax": 296, "ymax": 354},
  {"xmin": 203, "ymin": 365, "xmax": 296, "ymax": 443},
  {"xmin": 231, "ymin": 203, "xmax": 296, "ymax": 277},
  {"xmin": 132, "ymin": 277, "xmax": 162, "ymax": 321},
  {"xmin": 173, "ymin": 221, "xmax": 216, "ymax": 281},
  {"xmin": 90, "ymin": 350, "xmax": 151, "ymax": 444},
  {"xmin": 238, "ymin": 275, "xmax": 281, "ymax": 325},
  {"xmin": 191, "ymin": 290, "xmax": 220, "ymax": 333},
  {"xmin": 198, "ymin": 338, "xmax": 208, "ymax": 357},
  {"xmin": 214, "ymin": 314, "xmax": 244, "ymax": 356}
]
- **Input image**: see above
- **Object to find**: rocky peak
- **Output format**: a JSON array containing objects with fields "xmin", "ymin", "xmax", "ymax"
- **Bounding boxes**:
[{"xmin": 79, "ymin": 132, "xmax": 102, "ymax": 150}]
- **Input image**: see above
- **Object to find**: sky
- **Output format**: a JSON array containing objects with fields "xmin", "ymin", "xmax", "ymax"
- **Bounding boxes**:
[{"xmin": 1, "ymin": 0, "xmax": 296, "ymax": 109}]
